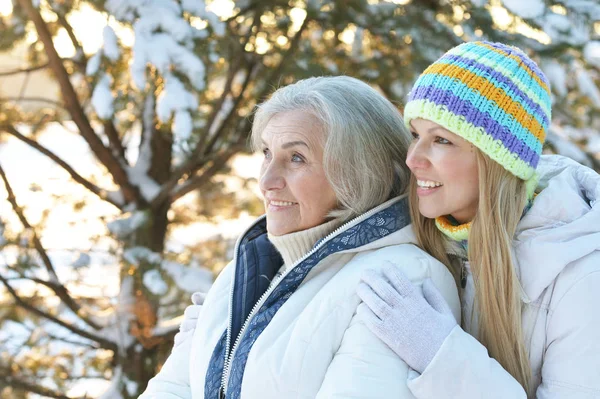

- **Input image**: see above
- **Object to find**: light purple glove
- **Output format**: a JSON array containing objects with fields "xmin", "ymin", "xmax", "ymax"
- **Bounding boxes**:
[
  {"xmin": 173, "ymin": 292, "xmax": 205, "ymax": 347},
  {"xmin": 357, "ymin": 263, "xmax": 456, "ymax": 374}
]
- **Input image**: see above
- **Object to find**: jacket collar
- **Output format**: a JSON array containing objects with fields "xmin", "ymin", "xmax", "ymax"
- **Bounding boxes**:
[
  {"xmin": 208, "ymin": 195, "xmax": 413, "ymax": 399},
  {"xmin": 236, "ymin": 194, "xmax": 412, "ymax": 258}
]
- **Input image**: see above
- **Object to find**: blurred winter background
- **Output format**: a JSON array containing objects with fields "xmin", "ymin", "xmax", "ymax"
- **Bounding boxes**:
[{"xmin": 0, "ymin": 0, "xmax": 598, "ymax": 397}]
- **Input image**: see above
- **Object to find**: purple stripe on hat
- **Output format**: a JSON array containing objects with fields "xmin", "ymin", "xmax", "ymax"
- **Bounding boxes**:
[
  {"xmin": 438, "ymin": 53, "xmax": 550, "ymax": 127},
  {"xmin": 410, "ymin": 85, "xmax": 540, "ymax": 167},
  {"xmin": 482, "ymin": 42, "xmax": 550, "ymax": 89}
]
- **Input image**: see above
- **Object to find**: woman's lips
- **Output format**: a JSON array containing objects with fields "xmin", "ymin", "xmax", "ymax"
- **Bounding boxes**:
[
  {"xmin": 416, "ymin": 185, "xmax": 442, "ymax": 196},
  {"xmin": 267, "ymin": 200, "xmax": 298, "ymax": 210}
]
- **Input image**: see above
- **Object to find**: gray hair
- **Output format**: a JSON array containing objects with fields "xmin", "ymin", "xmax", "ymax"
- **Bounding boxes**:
[{"xmin": 251, "ymin": 76, "xmax": 412, "ymax": 221}]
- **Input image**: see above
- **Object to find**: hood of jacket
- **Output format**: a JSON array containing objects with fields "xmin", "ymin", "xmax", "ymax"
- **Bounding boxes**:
[{"xmin": 514, "ymin": 154, "xmax": 600, "ymax": 302}]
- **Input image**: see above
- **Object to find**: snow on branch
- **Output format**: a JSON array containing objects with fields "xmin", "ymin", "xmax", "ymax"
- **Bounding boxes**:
[
  {"xmin": 71, "ymin": 253, "xmax": 91, "ymax": 269},
  {"xmin": 109, "ymin": 0, "xmax": 215, "ymax": 92},
  {"xmin": 584, "ymin": 41, "xmax": 600, "ymax": 69},
  {"xmin": 97, "ymin": 366, "xmax": 124, "ymax": 399},
  {"xmin": 162, "ymin": 259, "xmax": 213, "ymax": 294},
  {"xmin": 157, "ymin": 75, "xmax": 198, "ymax": 141},
  {"xmin": 107, "ymin": 211, "xmax": 149, "ymax": 238},
  {"xmin": 538, "ymin": 9, "xmax": 589, "ymax": 46},
  {"xmin": 124, "ymin": 94, "xmax": 161, "ymax": 204},
  {"xmin": 91, "ymin": 73, "xmax": 115, "ymax": 120},
  {"xmin": 123, "ymin": 246, "xmax": 162, "ymax": 267},
  {"xmin": 102, "ymin": 26, "xmax": 121, "ymax": 62},
  {"xmin": 207, "ymin": 94, "xmax": 234, "ymax": 137},
  {"xmin": 502, "ymin": 0, "xmax": 544, "ymax": 19},
  {"xmin": 92, "ymin": 276, "xmax": 137, "ymax": 354},
  {"xmin": 547, "ymin": 127, "xmax": 594, "ymax": 167},
  {"xmin": 541, "ymin": 59, "xmax": 567, "ymax": 98},
  {"xmin": 96, "ymin": 365, "xmax": 140, "ymax": 399},
  {"xmin": 126, "ymin": 166, "xmax": 161, "ymax": 203},
  {"xmin": 121, "ymin": 246, "xmax": 213, "ymax": 295},
  {"xmin": 575, "ymin": 62, "xmax": 600, "ymax": 107},
  {"xmin": 86, "ymin": 51, "xmax": 102, "ymax": 76}
]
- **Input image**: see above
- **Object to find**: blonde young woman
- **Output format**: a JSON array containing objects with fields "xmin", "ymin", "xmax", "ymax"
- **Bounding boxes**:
[{"xmin": 358, "ymin": 41, "xmax": 600, "ymax": 398}]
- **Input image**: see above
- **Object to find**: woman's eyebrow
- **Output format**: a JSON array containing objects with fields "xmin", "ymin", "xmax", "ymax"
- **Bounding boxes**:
[
  {"xmin": 428, "ymin": 126, "xmax": 450, "ymax": 134},
  {"xmin": 281, "ymin": 140, "xmax": 309, "ymax": 149}
]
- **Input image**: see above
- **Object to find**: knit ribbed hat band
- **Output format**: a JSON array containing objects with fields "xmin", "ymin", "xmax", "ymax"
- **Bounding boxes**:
[{"xmin": 404, "ymin": 41, "xmax": 551, "ymax": 180}]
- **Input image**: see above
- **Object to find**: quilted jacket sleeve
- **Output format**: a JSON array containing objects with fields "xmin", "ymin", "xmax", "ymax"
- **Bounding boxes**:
[
  {"xmin": 406, "ymin": 325, "xmax": 526, "ymax": 398},
  {"xmin": 407, "ymin": 271, "xmax": 600, "ymax": 399},
  {"xmin": 139, "ymin": 262, "xmax": 235, "ymax": 399},
  {"xmin": 536, "ymin": 270, "xmax": 600, "ymax": 398},
  {"xmin": 138, "ymin": 330, "xmax": 193, "ymax": 399},
  {"xmin": 316, "ymin": 253, "xmax": 460, "ymax": 398}
]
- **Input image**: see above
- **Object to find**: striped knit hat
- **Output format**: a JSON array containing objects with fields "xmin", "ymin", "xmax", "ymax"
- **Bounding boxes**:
[{"xmin": 404, "ymin": 41, "xmax": 551, "ymax": 181}]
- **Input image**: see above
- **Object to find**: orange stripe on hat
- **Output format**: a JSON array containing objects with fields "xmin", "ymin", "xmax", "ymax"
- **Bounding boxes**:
[{"xmin": 422, "ymin": 63, "xmax": 546, "ymax": 142}]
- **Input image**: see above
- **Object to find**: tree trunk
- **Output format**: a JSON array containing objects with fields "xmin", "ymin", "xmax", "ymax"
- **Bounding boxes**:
[{"xmin": 118, "ymin": 95, "xmax": 174, "ymax": 397}]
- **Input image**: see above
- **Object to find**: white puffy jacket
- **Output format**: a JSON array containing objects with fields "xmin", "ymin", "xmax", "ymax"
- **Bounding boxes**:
[
  {"xmin": 407, "ymin": 155, "xmax": 600, "ymax": 398},
  {"xmin": 139, "ymin": 196, "xmax": 460, "ymax": 398}
]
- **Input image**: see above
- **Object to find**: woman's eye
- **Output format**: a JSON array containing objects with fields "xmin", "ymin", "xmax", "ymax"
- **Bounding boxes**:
[
  {"xmin": 262, "ymin": 148, "xmax": 271, "ymax": 159},
  {"xmin": 291, "ymin": 153, "xmax": 304, "ymax": 163},
  {"xmin": 435, "ymin": 136, "xmax": 452, "ymax": 145},
  {"xmin": 410, "ymin": 131, "xmax": 419, "ymax": 140}
]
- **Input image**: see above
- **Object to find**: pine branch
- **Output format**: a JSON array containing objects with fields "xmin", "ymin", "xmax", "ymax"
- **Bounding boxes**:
[
  {"xmin": 169, "ymin": 144, "xmax": 245, "ymax": 204},
  {"xmin": 0, "ymin": 163, "xmax": 106, "ymax": 331},
  {"xmin": 0, "ymin": 273, "xmax": 118, "ymax": 351},
  {"xmin": 16, "ymin": 0, "xmax": 139, "ymax": 204},
  {"xmin": 148, "ymin": 60, "xmax": 250, "ymax": 208},
  {"xmin": 204, "ymin": 15, "xmax": 309, "ymax": 157},
  {"xmin": 0, "ymin": 63, "xmax": 49, "ymax": 77},
  {"xmin": 0, "ymin": 96, "xmax": 67, "ymax": 111},
  {"xmin": 0, "ymin": 368, "xmax": 81, "ymax": 399},
  {"xmin": 197, "ymin": 13, "xmax": 262, "ymax": 155},
  {"xmin": 53, "ymin": 10, "xmax": 85, "ymax": 63},
  {"xmin": 196, "ymin": 55, "xmax": 244, "ymax": 155},
  {"xmin": 49, "ymin": 6, "xmax": 127, "ymax": 161},
  {"xmin": 44, "ymin": 331, "xmax": 100, "ymax": 350},
  {"xmin": 104, "ymin": 120, "xmax": 127, "ymax": 159},
  {"xmin": 151, "ymin": 16, "xmax": 308, "ymax": 209},
  {"xmin": 201, "ymin": 62, "xmax": 257, "ymax": 157},
  {"xmin": 5, "ymin": 276, "xmax": 108, "ymax": 341},
  {"xmin": 0, "ymin": 123, "xmax": 124, "ymax": 209},
  {"xmin": 0, "ymin": 165, "xmax": 60, "ymax": 285}
]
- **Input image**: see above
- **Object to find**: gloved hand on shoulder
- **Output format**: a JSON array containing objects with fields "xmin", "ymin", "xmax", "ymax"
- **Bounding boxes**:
[{"xmin": 357, "ymin": 263, "xmax": 457, "ymax": 374}]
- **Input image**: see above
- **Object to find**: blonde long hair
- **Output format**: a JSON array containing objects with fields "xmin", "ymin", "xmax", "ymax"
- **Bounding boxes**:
[{"xmin": 409, "ymin": 149, "xmax": 531, "ymax": 392}]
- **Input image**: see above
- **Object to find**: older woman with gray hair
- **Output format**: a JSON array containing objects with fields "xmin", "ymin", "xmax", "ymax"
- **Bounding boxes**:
[{"xmin": 139, "ymin": 76, "xmax": 460, "ymax": 399}]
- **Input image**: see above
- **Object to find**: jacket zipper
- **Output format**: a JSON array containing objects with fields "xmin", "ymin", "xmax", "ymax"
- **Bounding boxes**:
[
  {"xmin": 219, "ymin": 197, "xmax": 404, "ymax": 397},
  {"xmin": 219, "ymin": 217, "xmax": 265, "ymax": 399}
]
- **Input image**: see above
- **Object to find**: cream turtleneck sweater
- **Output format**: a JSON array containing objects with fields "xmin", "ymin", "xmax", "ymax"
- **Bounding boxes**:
[{"xmin": 268, "ymin": 218, "xmax": 342, "ymax": 274}]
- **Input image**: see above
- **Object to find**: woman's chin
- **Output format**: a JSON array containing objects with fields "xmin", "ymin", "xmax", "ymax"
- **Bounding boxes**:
[
  {"xmin": 266, "ymin": 222, "xmax": 297, "ymax": 236},
  {"xmin": 418, "ymin": 207, "xmax": 443, "ymax": 220},
  {"xmin": 267, "ymin": 227, "xmax": 287, "ymax": 236}
]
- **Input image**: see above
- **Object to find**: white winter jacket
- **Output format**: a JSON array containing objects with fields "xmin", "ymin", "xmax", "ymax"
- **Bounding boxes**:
[
  {"xmin": 139, "ymin": 196, "xmax": 460, "ymax": 398},
  {"xmin": 407, "ymin": 155, "xmax": 600, "ymax": 398}
]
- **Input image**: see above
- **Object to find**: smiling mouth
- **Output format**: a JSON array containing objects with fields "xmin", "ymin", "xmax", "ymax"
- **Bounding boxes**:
[
  {"xmin": 269, "ymin": 200, "xmax": 297, "ymax": 207},
  {"xmin": 416, "ymin": 179, "xmax": 443, "ymax": 189}
]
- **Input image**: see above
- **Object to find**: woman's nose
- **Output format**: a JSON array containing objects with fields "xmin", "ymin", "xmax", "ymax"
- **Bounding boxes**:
[
  {"xmin": 406, "ymin": 142, "xmax": 429, "ymax": 170},
  {"xmin": 259, "ymin": 162, "xmax": 286, "ymax": 192}
]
